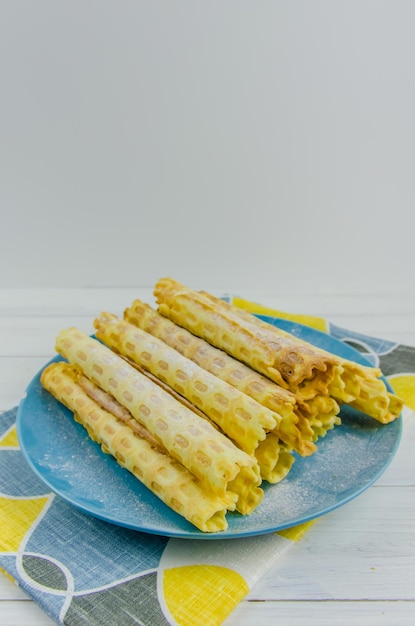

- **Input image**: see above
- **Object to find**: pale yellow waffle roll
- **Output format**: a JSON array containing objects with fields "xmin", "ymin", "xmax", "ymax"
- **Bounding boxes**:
[
  {"xmin": 298, "ymin": 395, "xmax": 342, "ymax": 441},
  {"xmin": 93, "ymin": 312, "xmax": 279, "ymax": 456},
  {"xmin": 336, "ymin": 361, "xmax": 403, "ymax": 424},
  {"xmin": 76, "ymin": 372, "xmax": 170, "ymax": 452},
  {"xmin": 387, "ymin": 393, "xmax": 405, "ymax": 422},
  {"xmin": 326, "ymin": 364, "xmax": 359, "ymax": 404},
  {"xmin": 154, "ymin": 278, "xmax": 339, "ymax": 396},
  {"xmin": 55, "ymin": 327, "xmax": 261, "ymax": 504},
  {"xmin": 124, "ymin": 299, "xmax": 296, "ymax": 419},
  {"xmin": 254, "ymin": 433, "xmax": 295, "ymax": 483},
  {"xmin": 65, "ymin": 369, "xmax": 262, "ymax": 513},
  {"xmin": 286, "ymin": 406, "xmax": 316, "ymax": 450},
  {"xmin": 40, "ymin": 362, "xmax": 236, "ymax": 532},
  {"xmin": 124, "ymin": 299, "xmax": 316, "ymax": 457}
]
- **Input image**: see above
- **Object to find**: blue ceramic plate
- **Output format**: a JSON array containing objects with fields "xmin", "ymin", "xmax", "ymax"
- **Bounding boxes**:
[{"xmin": 16, "ymin": 318, "xmax": 402, "ymax": 540}]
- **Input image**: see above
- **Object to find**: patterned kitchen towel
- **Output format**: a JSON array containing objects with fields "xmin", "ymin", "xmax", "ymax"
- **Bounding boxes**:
[{"xmin": 1, "ymin": 299, "xmax": 414, "ymax": 626}]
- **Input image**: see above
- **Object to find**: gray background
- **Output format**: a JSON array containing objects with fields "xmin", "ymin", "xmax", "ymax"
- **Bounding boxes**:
[{"xmin": 1, "ymin": 1, "xmax": 414, "ymax": 292}]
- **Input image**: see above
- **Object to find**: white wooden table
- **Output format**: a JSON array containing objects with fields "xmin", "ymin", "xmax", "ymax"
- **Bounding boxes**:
[{"xmin": 1, "ymin": 288, "xmax": 414, "ymax": 626}]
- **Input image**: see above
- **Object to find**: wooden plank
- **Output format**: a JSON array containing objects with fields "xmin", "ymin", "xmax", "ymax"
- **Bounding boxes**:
[
  {"xmin": 0, "ymin": 601, "xmax": 56, "ymax": 625},
  {"xmin": 2, "ymin": 598, "xmax": 414, "ymax": 626},
  {"xmin": 1, "ymin": 289, "xmax": 414, "ymax": 317},
  {"xmin": 0, "ymin": 288, "xmax": 155, "ymax": 318},
  {"xmin": 250, "ymin": 486, "xmax": 415, "ymax": 602},
  {"xmin": 0, "ymin": 576, "xmax": 27, "ymax": 601},
  {"xmin": 0, "ymin": 357, "xmax": 47, "ymax": 410},
  {"xmin": 0, "ymin": 317, "xmax": 97, "ymax": 357},
  {"xmin": 224, "ymin": 599, "xmax": 415, "ymax": 626}
]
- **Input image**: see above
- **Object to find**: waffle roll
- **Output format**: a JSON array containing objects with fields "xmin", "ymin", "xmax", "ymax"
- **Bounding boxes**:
[
  {"xmin": 40, "ymin": 362, "xmax": 237, "ymax": 532},
  {"xmin": 254, "ymin": 434, "xmax": 295, "ymax": 483},
  {"xmin": 208, "ymin": 293, "xmax": 343, "ymax": 398},
  {"xmin": 154, "ymin": 279, "xmax": 402, "ymax": 425},
  {"xmin": 124, "ymin": 299, "xmax": 316, "ymax": 457},
  {"xmin": 340, "ymin": 361, "xmax": 403, "ymax": 424},
  {"xmin": 227, "ymin": 298, "xmax": 404, "ymax": 424},
  {"xmin": 297, "ymin": 395, "xmax": 342, "ymax": 441},
  {"xmin": 76, "ymin": 372, "xmax": 169, "ymax": 451},
  {"xmin": 55, "ymin": 328, "xmax": 262, "ymax": 509},
  {"xmin": 154, "ymin": 278, "xmax": 340, "ymax": 397},
  {"xmin": 93, "ymin": 312, "xmax": 280, "ymax": 456}
]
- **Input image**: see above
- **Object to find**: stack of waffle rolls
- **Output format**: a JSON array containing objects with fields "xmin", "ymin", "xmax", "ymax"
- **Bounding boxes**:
[
  {"xmin": 123, "ymin": 300, "xmax": 316, "ymax": 456},
  {"xmin": 53, "ymin": 328, "xmax": 262, "ymax": 507},
  {"xmin": 154, "ymin": 278, "xmax": 403, "ymax": 425},
  {"xmin": 40, "ymin": 277, "xmax": 403, "ymax": 533},
  {"xmin": 94, "ymin": 314, "xmax": 298, "ymax": 484},
  {"xmin": 41, "ymin": 362, "xmax": 237, "ymax": 533}
]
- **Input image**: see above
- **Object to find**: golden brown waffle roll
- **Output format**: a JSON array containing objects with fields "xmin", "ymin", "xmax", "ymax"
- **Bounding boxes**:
[
  {"xmin": 40, "ymin": 362, "xmax": 236, "ymax": 532},
  {"xmin": 157, "ymin": 280, "xmax": 402, "ymax": 424},
  {"xmin": 202, "ymin": 294, "xmax": 340, "ymax": 401},
  {"xmin": 124, "ymin": 299, "xmax": 316, "ymax": 457},
  {"xmin": 228, "ymin": 296, "xmax": 403, "ymax": 423},
  {"xmin": 55, "ymin": 327, "xmax": 261, "ymax": 504},
  {"xmin": 153, "ymin": 278, "xmax": 339, "ymax": 396},
  {"xmin": 93, "ymin": 313, "xmax": 279, "ymax": 456}
]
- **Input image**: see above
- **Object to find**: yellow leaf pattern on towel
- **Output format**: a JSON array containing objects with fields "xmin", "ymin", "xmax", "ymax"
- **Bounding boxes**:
[
  {"xmin": 388, "ymin": 374, "xmax": 415, "ymax": 411},
  {"xmin": 231, "ymin": 296, "xmax": 328, "ymax": 333},
  {"xmin": 0, "ymin": 425, "xmax": 19, "ymax": 448},
  {"xmin": 163, "ymin": 564, "xmax": 249, "ymax": 626},
  {"xmin": 0, "ymin": 496, "xmax": 49, "ymax": 552}
]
